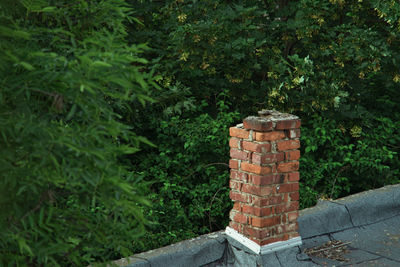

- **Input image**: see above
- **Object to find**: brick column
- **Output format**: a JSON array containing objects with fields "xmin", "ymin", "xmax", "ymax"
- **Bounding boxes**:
[{"xmin": 226, "ymin": 110, "xmax": 302, "ymax": 254}]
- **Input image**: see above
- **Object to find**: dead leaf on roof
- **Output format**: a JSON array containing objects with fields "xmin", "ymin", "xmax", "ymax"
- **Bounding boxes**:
[{"xmin": 304, "ymin": 240, "xmax": 351, "ymax": 262}]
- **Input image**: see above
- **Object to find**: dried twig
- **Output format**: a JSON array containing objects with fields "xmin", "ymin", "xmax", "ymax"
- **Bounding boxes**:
[
  {"xmin": 306, "ymin": 241, "xmax": 351, "ymax": 255},
  {"xmin": 329, "ymin": 165, "xmax": 350, "ymax": 199},
  {"xmin": 304, "ymin": 240, "xmax": 351, "ymax": 262},
  {"xmin": 208, "ymin": 187, "xmax": 223, "ymax": 232}
]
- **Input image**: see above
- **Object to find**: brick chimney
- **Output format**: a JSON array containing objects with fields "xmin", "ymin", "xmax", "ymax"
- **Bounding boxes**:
[{"xmin": 226, "ymin": 110, "xmax": 302, "ymax": 254}]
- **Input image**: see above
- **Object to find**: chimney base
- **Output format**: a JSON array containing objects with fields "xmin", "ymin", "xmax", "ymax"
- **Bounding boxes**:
[{"xmin": 225, "ymin": 227, "xmax": 302, "ymax": 255}]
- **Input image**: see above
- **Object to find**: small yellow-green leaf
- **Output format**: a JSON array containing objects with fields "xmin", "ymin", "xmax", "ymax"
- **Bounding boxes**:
[
  {"xmin": 92, "ymin": 61, "xmax": 112, "ymax": 68},
  {"xmin": 19, "ymin": 61, "xmax": 35, "ymax": 70}
]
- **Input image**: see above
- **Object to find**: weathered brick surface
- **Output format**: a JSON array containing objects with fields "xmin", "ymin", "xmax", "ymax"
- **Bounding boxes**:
[
  {"xmin": 289, "ymin": 191, "xmax": 300, "ymax": 201},
  {"xmin": 230, "ymin": 170, "xmax": 248, "ymax": 182},
  {"xmin": 248, "ymin": 174, "xmax": 283, "ymax": 186},
  {"xmin": 254, "ymin": 131, "xmax": 285, "ymax": 141},
  {"xmin": 243, "ymin": 116, "xmax": 273, "ymax": 131},
  {"xmin": 229, "ymin": 127, "xmax": 249, "ymax": 139},
  {"xmin": 286, "ymin": 172, "xmax": 300, "ymax": 182},
  {"xmin": 242, "ymin": 205, "xmax": 272, "ymax": 217},
  {"xmin": 286, "ymin": 129, "xmax": 301, "ymax": 138},
  {"xmin": 242, "ymin": 183, "xmax": 274, "ymax": 196},
  {"xmin": 285, "ymin": 150, "xmax": 300, "ymax": 161},
  {"xmin": 229, "ymin": 159, "xmax": 239, "ymax": 170},
  {"xmin": 243, "ymin": 226, "xmax": 273, "ymax": 240},
  {"xmin": 277, "ymin": 162, "xmax": 299, "ymax": 172},
  {"xmin": 277, "ymin": 140, "xmax": 301, "ymax": 151},
  {"xmin": 241, "ymin": 162, "xmax": 272, "ymax": 175},
  {"xmin": 229, "ymin": 137, "xmax": 240, "ymax": 148},
  {"xmin": 288, "ymin": 211, "xmax": 299, "ymax": 223},
  {"xmin": 277, "ymin": 223, "xmax": 298, "ymax": 234},
  {"xmin": 229, "ymin": 180, "xmax": 242, "ymax": 191},
  {"xmin": 278, "ymin": 183, "xmax": 299, "ymax": 193},
  {"xmin": 229, "ymin": 191, "xmax": 248, "ymax": 203},
  {"xmin": 252, "ymin": 152, "xmax": 284, "ymax": 164},
  {"xmin": 232, "ymin": 211, "xmax": 248, "ymax": 224},
  {"xmin": 228, "ymin": 111, "xmax": 301, "ymax": 246},
  {"xmin": 250, "ymin": 195, "xmax": 283, "ymax": 207},
  {"xmin": 242, "ymin": 141, "xmax": 271, "ymax": 153},
  {"xmin": 230, "ymin": 148, "xmax": 250, "ymax": 161},
  {"xmin": 251, "ymin": 216, "xmax": 281, "ymax": 228},
  {"xmin": 275, "ymin": 201, "xmax": 299, "ymax": 214}
]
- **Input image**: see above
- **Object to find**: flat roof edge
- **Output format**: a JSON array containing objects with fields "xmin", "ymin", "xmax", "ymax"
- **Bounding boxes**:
[
  {"xmin": 113, "ymin": 184, "xmax": 400, "ymax": 266},
  {"xmin": 299, "ymin": 184, "xmax": 400, "ymax": 238},
  {"xmin": 113, "ymin": 231, "xmax": 227, "ymax": 267}
]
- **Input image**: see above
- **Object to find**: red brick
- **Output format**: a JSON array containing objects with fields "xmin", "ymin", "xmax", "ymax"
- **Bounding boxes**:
[
  {"xmin": 252, "ymin": 152, "xmax": 284, "ymax": 164},
  {"xmin": 229, "ymin": 180, "xmax": 242, "ymax": 191},
  {"xmin": 242, "ymin": 205, "xmax": 272, "ymax": 216},
  {"xmin": 278, "ymin": 183, "xmax": 299, "ymax": 193},
  {"xmin": 229, "ymin": 138, "xmax": 240, "ymax": 148},
  {"xmin": 275, "ymin": 201, "xmax": 299, "ymax": 214},
  {"xmin": 291, "ymin": 201, "xmax": 300, "ymax": 211},
  {"xmin": 283, "ymin": 193, "xmax": 289, "ymax": 203},
  {"xmin": 251, "ymin": 195, "xmax": 283, "ymax": 206},
  {"xmin": 229, "ymin": 159, "xmax": 239, "ymax": 170},
  {"xmin": 277, "ymin": 162, "xmax": 299, "ymax": 172},
  {"xmin": 288, "ymin": 211, "xmax": 299, "ymax": 223},
  {"xmin": 241, "ymin": 162, "xmax": 272, "ymax": 175},
  {"xmin": 250, "ymin": 197, "xmax": 268, "ymax": 207},
  {"xmin": 276, "ymin": 225, "xmax": 285, "ymax": 234},
  {"xmin": 277, "ymin": 223, "xmax": 298, "ymax": 234},
  {"xmin": 289, "ymin": 191, "xmax": 299, "ymax": 201},
  {"xmin": 243, "ymin": 117, "xmax": 273, "ymax": 131},
  {"xmin": 249, "ymin": 174, "xmax": 283, "ymax": 186},
  {"xmin": 285, "ymin": 150, "xmax": 300, "ymax": 161},
  {"xmin": 230, "ymin": 191, "xmax": 248, "ymax": 203},
  {"xmin": 276, "ymin": 119, "xmax": 301, "ymax": 130},
  {"xmin": 230, "ymin": 148, "xmax": 250, "ymax": 161},
  {"xmin": 277, "ymin": 140, "xmax": 300, "ymax": 151},
  {"xmin": 233, "ymin": 212, "xmax": 248, "ymax": 224},
  {"xmin": 243, "ymin": 226, "xmax": 273, "ymax": 239},
  {"xmin": 242, "ymin": 141, "xmax": 271, "ymax": 153},
  {"xmin": 230, "ymin": 170, "xmax": 248, "ymax": 182},
  {"xmin": 286, "ymin": 129, "xmax": 301, "ymax": 138},
  {"xmin": 233, "ymin": 202, "xmax": 241, "ymax": 212},
  {"xmin": 230, "ymin": 127, "xmax": 249, "ymax": 139},
  {"xmin": 242, "ymin": 184, "xmax": 274, "ymax": 196},
  {"xmin": 254, "ymin": 131, "xmax": 285, "ymax": 141},
  {"xmin": 249, "ymin": 236, "xmax": 262, "ymax": 245},
  {"xmin": 288, "ymin": 232, "xmax": 300, "ymax": 239},
  {"xmin": 251, "ymin": 216, "xmax": 281, "ymax": 228},
  {"xmin": 286, "ymin": 172, "xmax": 300, "ymax": 182},
  {"xmin": 229, "ymin": 221, "xmax": 241, "ymax": 232}
]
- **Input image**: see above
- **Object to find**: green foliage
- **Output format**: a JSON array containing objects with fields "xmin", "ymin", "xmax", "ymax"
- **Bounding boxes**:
[
  {"xmin": 127, "ymin": 0, "xmax": 400, "ymax": 249},
  {"xmin": 2, "ymin": 0, "xmax": 400, "ymax": 262},
  {"xmin": 300, "ymin": 115, "xmax": 400, "ymax": 208},
  {"xmin": 129, "ymin": 94, "xmax": 240, "ymax": 252},
  {"xmin": 0, "ymin": 0, "xmax": 156, "ymax": 265}
]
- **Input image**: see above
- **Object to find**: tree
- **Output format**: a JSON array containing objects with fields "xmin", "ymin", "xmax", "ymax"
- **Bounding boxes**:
[
  {"xmin": 0, "ymin": 0, "xmax": 156, "ymax": 265},
  {"xmin": 126, "ymin": 0, "xmax": 400, "ymax": 247}
]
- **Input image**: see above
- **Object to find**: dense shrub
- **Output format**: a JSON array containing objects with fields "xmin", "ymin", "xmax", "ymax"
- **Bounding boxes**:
[
  {"xmin": 128, "ymin": 93, "xmax": 240, "ymax": 252},
  {"xmin": 1, "ymin": 0, "xmax": 400, "ymax": 262},
  {"xmin": 127, "ymin": 0, "xmax": 400, "ymax": 250},
  {"xmin": 0, "ymin": 0, "xmax": 156, "ymax": 265}
]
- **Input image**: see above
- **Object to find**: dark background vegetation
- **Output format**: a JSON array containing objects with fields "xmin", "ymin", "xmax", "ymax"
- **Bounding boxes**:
[{"xmin": 1, "ymin": 0, "xmax": 399, "ymax": 265}]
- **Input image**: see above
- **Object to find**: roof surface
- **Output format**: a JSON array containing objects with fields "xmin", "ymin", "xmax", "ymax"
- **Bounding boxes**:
[{"xmin": 115, "ymin": 184, "xmax": 400, "ymax": 267}]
